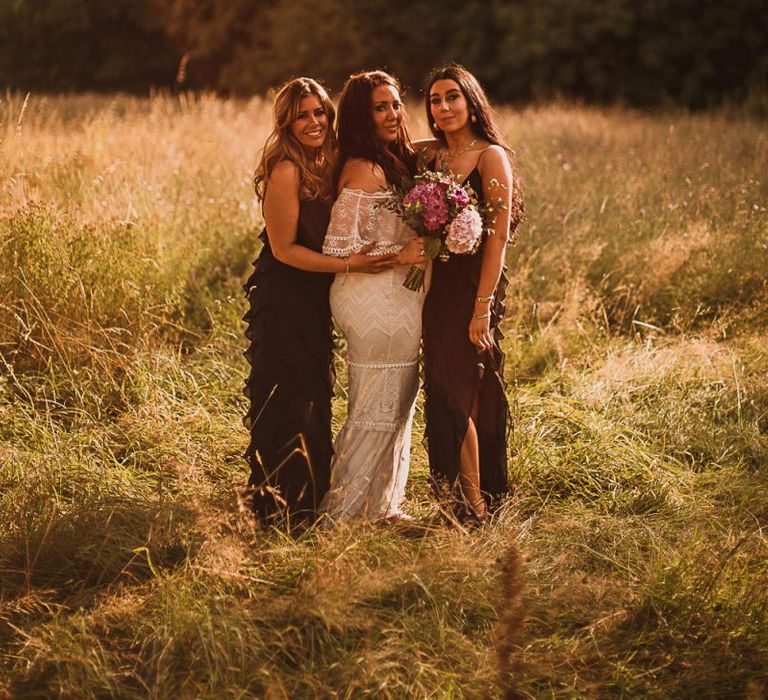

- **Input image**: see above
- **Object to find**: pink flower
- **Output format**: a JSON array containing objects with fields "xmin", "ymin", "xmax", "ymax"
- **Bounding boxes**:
[
  {"xmin": 404, "ymin": 181, "xmax": 449, "ymax": 231},
  {"xmin": 445, "ymin": 205, "xmax": 482, "ymax": 254},
  {"xmin": 448, "ymin": 186, "xmax": 471, "ymax": 208}
]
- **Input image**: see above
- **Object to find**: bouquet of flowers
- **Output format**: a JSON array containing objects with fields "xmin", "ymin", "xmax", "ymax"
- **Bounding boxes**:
[{"xmin": 384, "ymin": 169, "xmax": 494, "ymax": 291}]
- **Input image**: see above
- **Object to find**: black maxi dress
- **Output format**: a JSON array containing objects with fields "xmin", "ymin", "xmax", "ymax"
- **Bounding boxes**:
[
  {"xmin": 243, "ymin": 197, "xmax": 334, "ymax": 522},
  {"xmin": 422, "ymin": 166, "xmax": 510, "ymax": 505}
]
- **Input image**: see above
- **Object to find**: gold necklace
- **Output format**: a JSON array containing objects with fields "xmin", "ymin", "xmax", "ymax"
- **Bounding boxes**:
[{"xmin": 445, "ymin": 138, "xmax": 478, "ymax": 162}]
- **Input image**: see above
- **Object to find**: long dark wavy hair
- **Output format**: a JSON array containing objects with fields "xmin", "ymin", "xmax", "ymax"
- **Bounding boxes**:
[
  {"xmin": 425, "ymin": 63, "xmax": 511, "ymax": 155},
  {"xmin": 425, "ymin": 63, "xmax": 525, "ymax": 235},
  {"xmin": 254, "ymin": 77, "xmax": 338, "ymax": 201},
  {"xmin": 336, "ymin": 70, "xmax": 416, "ymax": 188}
]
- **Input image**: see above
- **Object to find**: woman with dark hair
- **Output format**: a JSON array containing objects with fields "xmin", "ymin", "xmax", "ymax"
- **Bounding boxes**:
[
  {"xmin": 418, "ymin": 63, "xmax": 524, "ymax": 522},
  {"xmin": 320, "ymin": 70, "xmax": 426, "ymax": 521},
  {"xmin": 244, "ymin": 77, "xmax": 395, "ymax": 524}
]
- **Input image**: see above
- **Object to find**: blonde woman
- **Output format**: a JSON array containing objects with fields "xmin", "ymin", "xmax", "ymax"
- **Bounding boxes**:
[{"xmin": 244, "ymin": 77, "xmax": 394, "ymax": 524}]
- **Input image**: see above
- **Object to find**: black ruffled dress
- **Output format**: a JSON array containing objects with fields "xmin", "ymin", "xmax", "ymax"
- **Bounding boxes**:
[{"xmin": 243, "ymin": 198, "xmax": 334, "ymax": 522}]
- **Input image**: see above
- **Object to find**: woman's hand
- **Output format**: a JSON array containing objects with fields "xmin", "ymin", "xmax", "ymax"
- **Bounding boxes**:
[
  {"xmin": 469, "ymin": 310, "xmax": 494, "ymax": 350},
  {"xmin": 395, "ymin": 237, "xmax": 427, "ymax": 266},
  {"xmin": 348, "ymin": 241, "xmax": 396, "ymax": 273}
]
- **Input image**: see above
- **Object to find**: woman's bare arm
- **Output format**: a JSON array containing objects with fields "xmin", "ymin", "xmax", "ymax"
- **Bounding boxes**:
[
  {"xmin": 338, "ymin": 158, "xmax": 425, "ymax": 266},
  {"xmin": 468, "ymin": 145, "xmax": 514, "ymax": 350},
  {"xmin": 264, "ymin": 160, "xmax": 394, "ymax": 273}
]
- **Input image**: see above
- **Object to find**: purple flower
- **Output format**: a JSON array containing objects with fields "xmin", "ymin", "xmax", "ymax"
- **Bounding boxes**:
[
  {"xmin": 403, "ymin": 181, "xmax": 449, "ymax": 231},
  {"xmin": 448, "ymin": 186, "xmax": 471, "ymax": 208}
]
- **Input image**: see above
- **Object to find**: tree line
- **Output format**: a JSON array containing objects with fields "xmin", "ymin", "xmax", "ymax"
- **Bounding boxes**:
[{"xmin": 2, "ymin": 0, "xmax": 766, "ymax": 108}]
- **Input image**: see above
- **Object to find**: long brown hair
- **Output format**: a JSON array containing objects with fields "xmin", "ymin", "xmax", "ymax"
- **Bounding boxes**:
[
  {"xmin": 254, "ymin": 77, "xmax": 337, "ymax": 201},
  {"xmin": 336, "ymin": 70, "xmax": 416, "ymax": 188}
]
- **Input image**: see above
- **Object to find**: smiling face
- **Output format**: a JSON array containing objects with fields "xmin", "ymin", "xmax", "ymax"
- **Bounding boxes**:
[
  {"xmin": 290, "ymin": 94, "xmax": 329, "ymax": 150},
  {"xmin": 371, "ymin": 84, "xmax": 403, "ymax": 144},
  {"xmin": 429, "ymin": 78, "xmax": 471, "ymax": 134}
]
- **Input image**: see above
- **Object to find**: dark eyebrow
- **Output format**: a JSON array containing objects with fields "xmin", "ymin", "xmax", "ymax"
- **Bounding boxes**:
[{"xmin": 431, "ymin": 88, "xmax": 461, "ymax": 98}]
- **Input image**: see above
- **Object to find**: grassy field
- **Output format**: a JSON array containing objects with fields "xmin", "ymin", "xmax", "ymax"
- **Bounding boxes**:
[{"xmin": 1, "ymin": 92, "xmax": 767, "ymax": 698}]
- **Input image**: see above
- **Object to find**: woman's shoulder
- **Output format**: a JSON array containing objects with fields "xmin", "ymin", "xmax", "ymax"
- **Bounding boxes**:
[
  {"xmin": 477, "ymin": 144, "xmax": 510, "ymax": 168},
  {"xmin": 476, "ymin": 144, "xmax": 513, "ymax": 182},
  {"xmin": 262, "ymin": 159, "xmax": 302, "ymax": 203},
  {"xmin": 268, "ymin": 159, "xmax": 300, "ymax": 187},
  {"xmin": 413, "ymin": 138, "xmax": 441, "ymax": 167},
  {"xmin": 337, "ymin": 158, "xmax": 387, "ymax": 195}
]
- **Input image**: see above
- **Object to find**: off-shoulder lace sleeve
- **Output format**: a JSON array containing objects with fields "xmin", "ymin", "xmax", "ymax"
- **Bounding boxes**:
[
  {"xmin": 322, "ymin": 189, "xmax": 414, "ymax": 257},
  {"xmin": 323, "ymin": 189, "xmax": 365, "ymax": 256}
]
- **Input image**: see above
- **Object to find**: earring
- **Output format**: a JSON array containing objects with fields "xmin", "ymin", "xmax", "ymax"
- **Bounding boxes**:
[
  {"xmin": 471, "ymin": 113, "xmax": 477, "ymax": 124},
  {"xmin": 432, "ymin": 122, "xmax": 440, "ymax": 131}
]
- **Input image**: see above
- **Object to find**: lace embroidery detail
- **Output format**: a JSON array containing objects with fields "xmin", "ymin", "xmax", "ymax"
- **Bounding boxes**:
[
  {"xmin": 348, "ymin": 360, "xmax": 417, "ymax": 369},
  {"xmin": 347, "ymin": 362, "xmax": 419, "ymax": 432},
  {"xmin": 319, "ymin": 246, "xmax": 430, "ymax": 520},
  {"xmin": 322, "ymin": 188, "xmax": 415, "ymax": 257}
]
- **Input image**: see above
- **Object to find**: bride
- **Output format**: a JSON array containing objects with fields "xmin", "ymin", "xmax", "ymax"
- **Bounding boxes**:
[{"xmin": 320, "ymin": 70, "xmax": 427, "ymax": 521}]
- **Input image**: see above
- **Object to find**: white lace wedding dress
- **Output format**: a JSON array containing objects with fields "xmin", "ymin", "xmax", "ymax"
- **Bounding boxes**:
[{"xmin": 320, "ymin": 188, "xmax": 429, "ymax": 521}]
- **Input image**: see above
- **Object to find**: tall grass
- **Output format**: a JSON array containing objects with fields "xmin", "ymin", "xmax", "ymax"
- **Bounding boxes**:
[
  {"xmin": 1, "ymin": 93, "xmax": 767, "ymax": 698},
  {"xmin": 503, "ymin": 105, "xmax": 768, "ymax": 344}
]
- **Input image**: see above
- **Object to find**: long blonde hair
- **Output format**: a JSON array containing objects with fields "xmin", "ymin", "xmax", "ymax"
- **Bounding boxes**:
[{"xmin": 254, "ymin": 77, "xmax": 337, "ymax": 202}]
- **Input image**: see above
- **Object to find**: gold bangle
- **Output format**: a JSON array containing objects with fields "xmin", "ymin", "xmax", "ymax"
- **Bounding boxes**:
[
  {"xmin": 344, "ymin": 256, "xmax": 350, "ymax": 274},
  {"xmin": 473, "ymin": 312, "xmax": 491, "ymax": 320},
  {"xmin": 476, "ymin": 293, "xmax": 494, "ymax": 303}
]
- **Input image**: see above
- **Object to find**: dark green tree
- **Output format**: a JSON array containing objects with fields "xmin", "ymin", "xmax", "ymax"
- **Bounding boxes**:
[
  {"xmin": 0, "ymin": 0, "xmax": 177, "ymax": 91},
  {"xmin": 152, "ymin": 0, "xmax": 269, "ymax": 89},
  {"xmin": 1, "ymin": 0, "xmax": 766, "ymax": 108},
  {"xmin": 630, "ymin": 0, "xmax": 768, "ymax": 107}
]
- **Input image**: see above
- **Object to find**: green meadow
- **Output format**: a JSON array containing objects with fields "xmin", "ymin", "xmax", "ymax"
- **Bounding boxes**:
[{"xmin": 1, "ymin": 93, "xmax": 767, "ymax": 698}]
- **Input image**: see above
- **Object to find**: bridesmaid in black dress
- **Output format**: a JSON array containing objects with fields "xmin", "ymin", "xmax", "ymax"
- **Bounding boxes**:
[
  {"xmin": 244, "ymin": 77, "xmax": 395, "ymax": 524},
  {"xmin": 419, "ymin": 64, "xmax": 524, "ymax": 522}
]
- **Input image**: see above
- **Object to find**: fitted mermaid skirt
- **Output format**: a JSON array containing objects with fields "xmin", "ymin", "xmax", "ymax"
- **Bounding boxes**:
[{"xmin": 321, "ymin": 265, "xmax": 428, "ymax": 521}]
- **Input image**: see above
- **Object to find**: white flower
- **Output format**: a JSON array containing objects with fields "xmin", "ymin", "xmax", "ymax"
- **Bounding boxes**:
[{"xmin": 445, "ymin": 205, "xmax": 482, "ymax": 254}]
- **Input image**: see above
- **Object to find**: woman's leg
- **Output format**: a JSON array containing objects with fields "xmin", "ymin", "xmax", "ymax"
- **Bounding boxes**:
[{"xmin": 457, "ymin": 392, "xmax": 486, "ymax": 518}]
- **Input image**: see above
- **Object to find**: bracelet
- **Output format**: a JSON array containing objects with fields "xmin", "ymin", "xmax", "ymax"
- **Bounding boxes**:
[
  {"xmin": 472, "ymin": 312, "xmax": 491, "ymax": 320},
  {"xmin": 476, "ymin": 293, "xmax": 494, "ymax": 303},
  {"xmin": 344, "ymin": 256, "xmax": 350, "ymax": 274}
]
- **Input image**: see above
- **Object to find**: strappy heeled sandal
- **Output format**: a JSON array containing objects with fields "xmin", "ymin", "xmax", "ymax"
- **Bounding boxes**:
[{"xmin": 455, "ymin": 496, "xmax": 488, "ymax": 528}]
